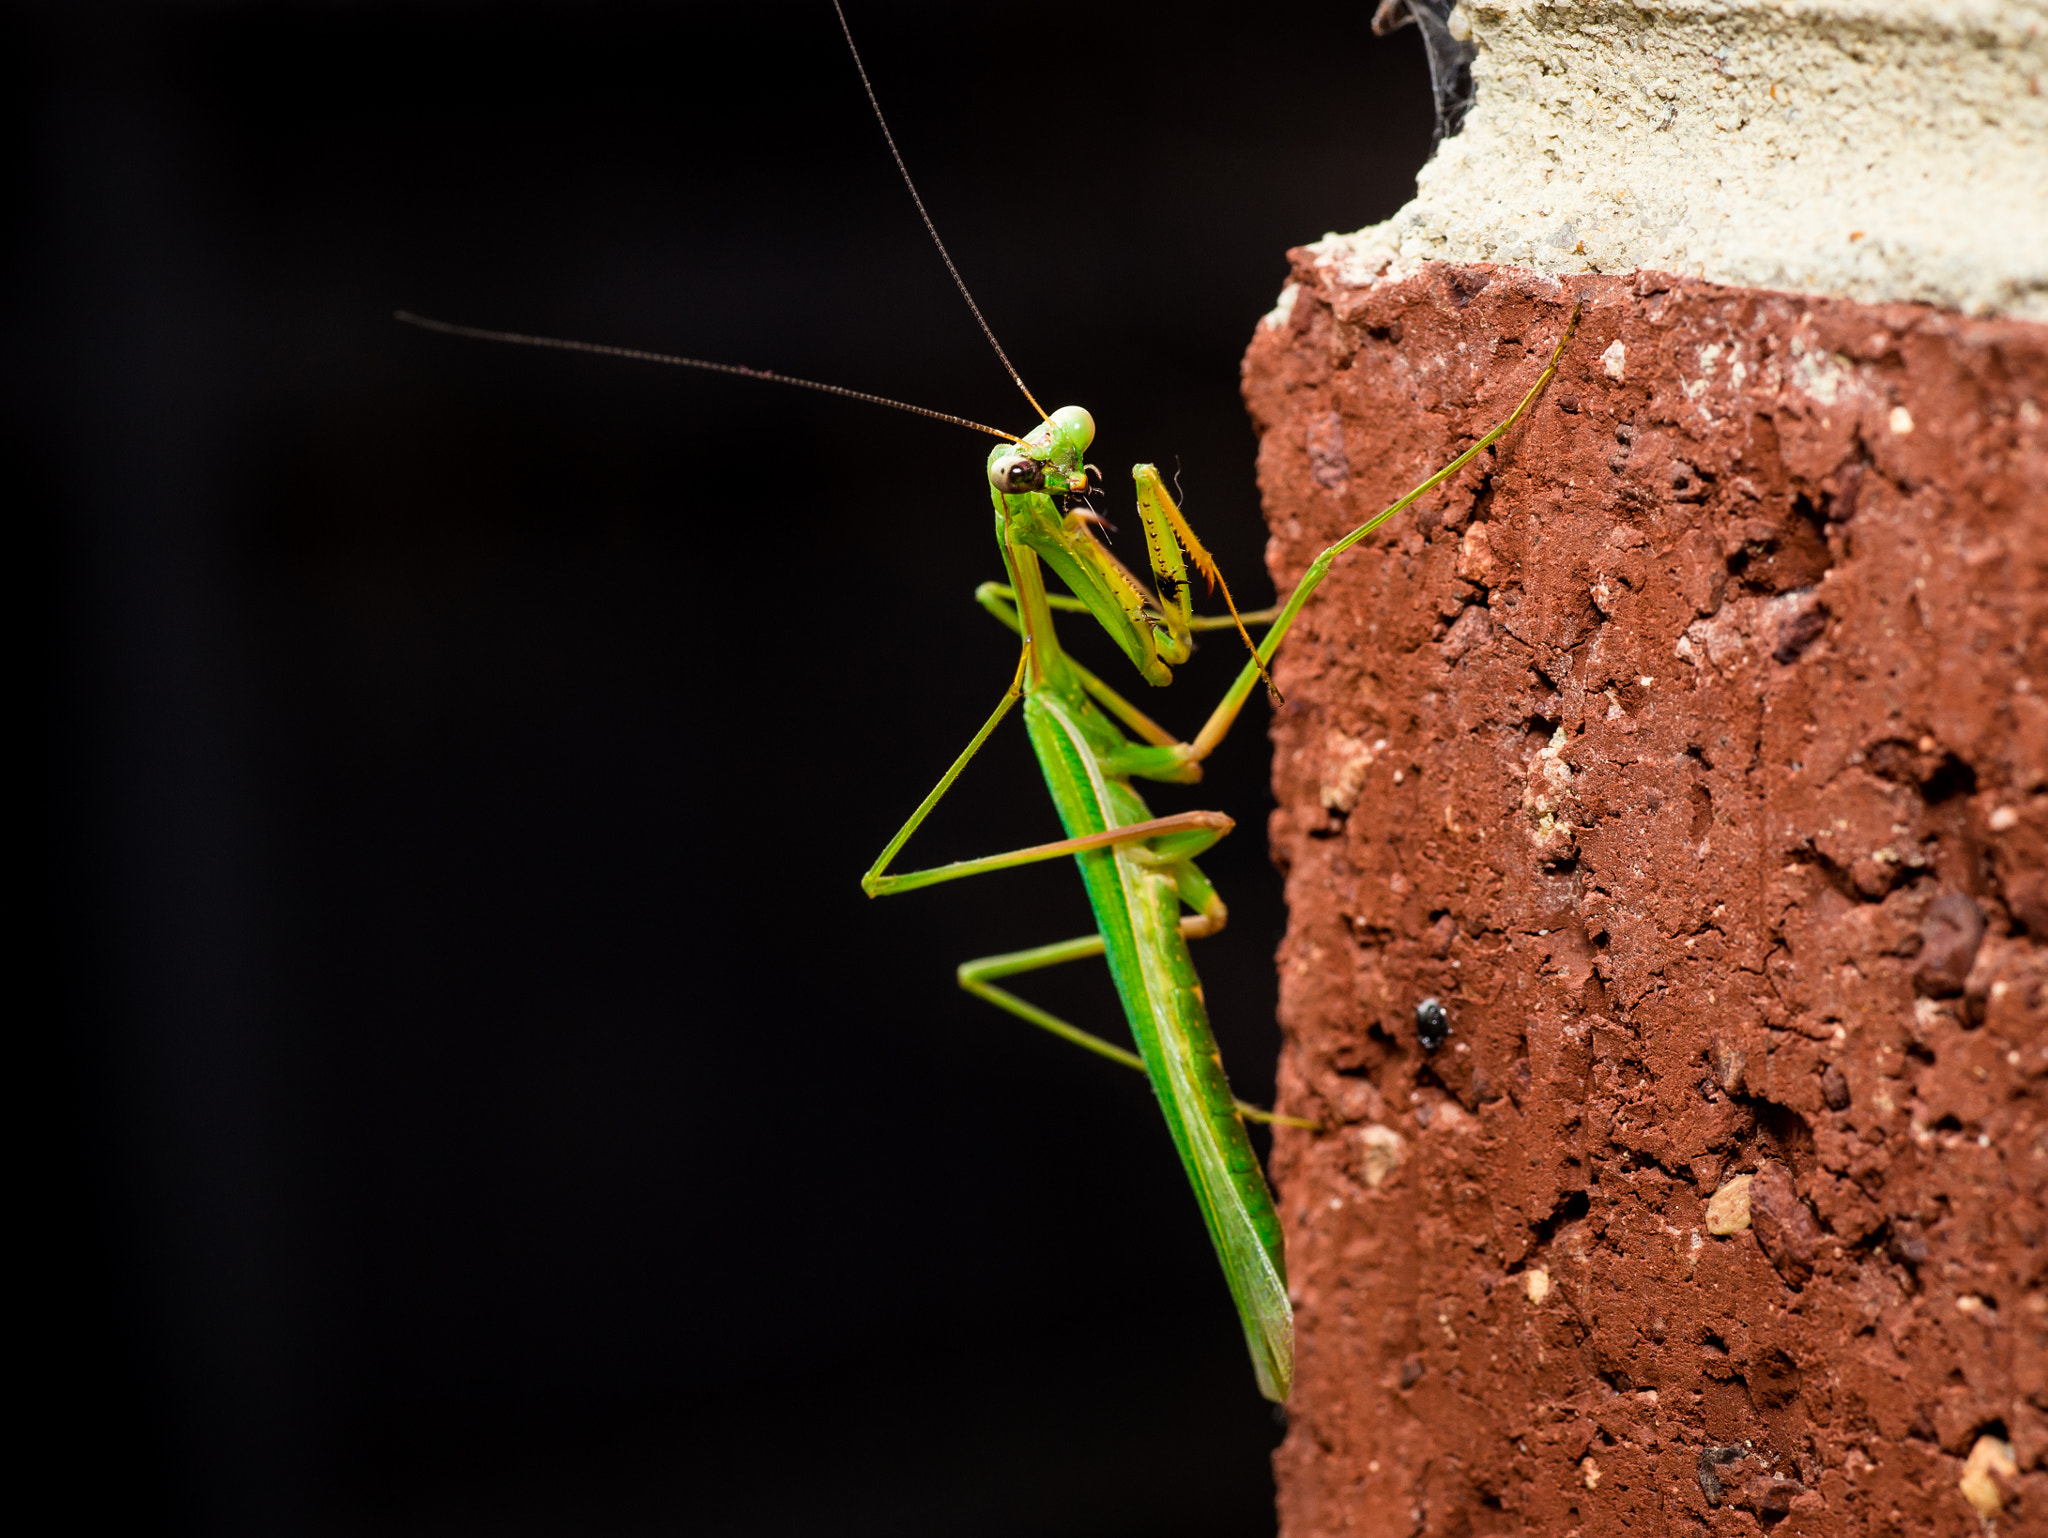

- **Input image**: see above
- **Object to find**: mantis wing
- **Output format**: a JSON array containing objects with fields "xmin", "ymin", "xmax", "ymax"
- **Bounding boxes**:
[
  {"xmin": 1025, "ymin": 690, "xmax": 1294, "ymax": 1401},
  {"xmin": 1123, "ymin": 861, "xmax": 1294, "ymax": 1402}
]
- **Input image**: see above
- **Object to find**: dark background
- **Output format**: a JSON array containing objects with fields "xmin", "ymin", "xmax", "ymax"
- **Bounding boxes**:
[{"xmin": 19, "ymin": 3, "xmax": 1434, "ymax": 1532}]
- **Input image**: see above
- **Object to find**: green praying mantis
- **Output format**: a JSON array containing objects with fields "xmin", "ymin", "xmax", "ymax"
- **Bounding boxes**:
[{"xmin": 400, "ymin": 2, "xmax": 1579, "ymax": 1403}]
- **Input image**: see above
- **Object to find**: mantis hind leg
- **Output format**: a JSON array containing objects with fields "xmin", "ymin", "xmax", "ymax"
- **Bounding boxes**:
[
  {"xmin": 956, "ymin": 932, "xmax": 1138, "ymax": 1072},
  {"xmin": 957, "ymin": 877, "xmax": 1220, "ymax": 1073},
  {"xmin": 958, "ymin": 853, "xmax": 1225, "ymax": 1074},
  {"xmin": 953, "ymin": 872, "xmax": 1306, "ymax": 1128}
]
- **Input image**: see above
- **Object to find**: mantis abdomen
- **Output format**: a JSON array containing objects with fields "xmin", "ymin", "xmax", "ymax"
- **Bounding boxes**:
[{"xmin": 1024, "ymin": 688, "xmax": 1293, "ymax": 1402}]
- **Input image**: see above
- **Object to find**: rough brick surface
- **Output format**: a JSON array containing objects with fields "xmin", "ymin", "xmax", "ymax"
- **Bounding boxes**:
[{"xmin": 1246, "ymin": 260, "xmax": 2048, "ymax": 1535}]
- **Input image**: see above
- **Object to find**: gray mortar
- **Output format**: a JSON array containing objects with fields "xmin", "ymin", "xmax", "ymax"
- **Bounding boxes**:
[{"xmin": 1310, "ymin": 0, "xmax": 2048, "ymax": 319}]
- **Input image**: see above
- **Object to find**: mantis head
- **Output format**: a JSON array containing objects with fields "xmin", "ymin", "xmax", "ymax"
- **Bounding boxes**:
[{"xmin": 987, "ymin": 405, "xmax": 1095, "ymax": 498}]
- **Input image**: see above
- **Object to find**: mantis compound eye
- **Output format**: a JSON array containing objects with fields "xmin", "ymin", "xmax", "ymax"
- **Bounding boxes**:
[{"xmin": 989, "ymin": 455, "xmax": 1046, "ymax": 494}]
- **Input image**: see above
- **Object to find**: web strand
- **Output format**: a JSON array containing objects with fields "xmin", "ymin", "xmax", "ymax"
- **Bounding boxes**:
[
  {"xmin": 393, "ymin": 312, "xmax": 1018, "ymax": 441},
  {"xmin": 831, "ymin": 0, "xmax": 1049, "ymax": 425}
]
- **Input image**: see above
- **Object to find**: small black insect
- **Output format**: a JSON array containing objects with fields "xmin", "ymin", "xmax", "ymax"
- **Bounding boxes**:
[{"xmin": 1415, "ymin": 997, "xmax": 1450, "ymax": 1053}]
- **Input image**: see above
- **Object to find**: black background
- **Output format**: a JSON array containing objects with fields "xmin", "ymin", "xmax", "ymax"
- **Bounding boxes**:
[{"xmin": 20, "ymin": 3, "xmax": 1433, "ymax": 1532}]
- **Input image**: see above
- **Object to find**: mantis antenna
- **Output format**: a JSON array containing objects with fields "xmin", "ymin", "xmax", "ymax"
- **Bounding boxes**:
[
  {"xmin": 831, "ymin": 0, "xmax": 1052, "ymax": 427},
  {"xmin": 398, "ymin": 4, "xmax": 1054, "ymax": 442},
  {"xmin": 392, "ymin": 312, "xmax": 1019, "ymax": 441},
  {"xmin": 830, "ymin": 5, "xmax": 1274, "ymax": 692}
]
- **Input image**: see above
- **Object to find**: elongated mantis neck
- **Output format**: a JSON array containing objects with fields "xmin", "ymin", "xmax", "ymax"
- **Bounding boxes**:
[{"xmin": 1002, "ymin": 543, "xmax": 1065, "ymax": 688}]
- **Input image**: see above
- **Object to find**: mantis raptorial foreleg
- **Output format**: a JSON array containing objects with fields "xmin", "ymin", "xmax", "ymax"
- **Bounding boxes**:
[{"xmin": 972, "ymin": 584, "xmax": 1278, "ymax": 783}]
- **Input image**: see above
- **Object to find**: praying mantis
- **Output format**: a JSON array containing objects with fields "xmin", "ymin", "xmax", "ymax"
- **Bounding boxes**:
[{"xmin": 400, "ymin": 2, "xmax": 1579, "ymax": 1403}]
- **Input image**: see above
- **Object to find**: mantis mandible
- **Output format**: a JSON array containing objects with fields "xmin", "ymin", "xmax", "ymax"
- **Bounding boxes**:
[{"xmin": 399, "ymin": 1, "xmax": 1580, "ymax": 1403}]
